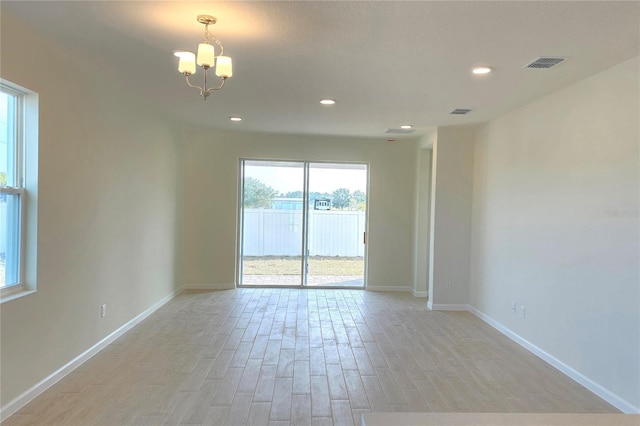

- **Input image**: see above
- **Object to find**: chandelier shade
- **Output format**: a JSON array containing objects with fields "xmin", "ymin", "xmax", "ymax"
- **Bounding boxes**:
[
  {"xmin": 176, "ymin": 52, "xmax": 196, "ymax": 74},
  {"xmin": 215, "ymin": 56, "xmax": 233, "ymax": 78},
  {"xmin": 197, "ymin": 43, "xmax": 215, "ymax": 67}
]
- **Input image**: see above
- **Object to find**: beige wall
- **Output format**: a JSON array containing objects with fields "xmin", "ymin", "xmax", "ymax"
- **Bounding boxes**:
[
  {"xmin": 0, "ymin": 13, "xmax": 181, "ymax": 406},
  {"xmin": 469, "ymin": 57, "xmax": 640, "ymax": 409},
  {"xmin": 413, "ymin": 144, "xmax": 432, "ymax": 298},
  {"xmin": 428, "ymin": 126, "xmax": 475, "ymax": 307},
  {"xmin": 180, "ymin": 130, "xmax": 420, "ymax": 291}
]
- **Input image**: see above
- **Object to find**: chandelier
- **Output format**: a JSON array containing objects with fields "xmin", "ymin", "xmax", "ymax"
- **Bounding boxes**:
[{"xmin": 174, "ymin": 15, "xmax": 233, "ymax": 100}]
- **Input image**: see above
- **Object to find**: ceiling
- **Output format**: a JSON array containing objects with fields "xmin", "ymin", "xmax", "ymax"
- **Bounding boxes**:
[{"xmin": 3, "ymin": 1, "xmax": 639, "ymax": 139}]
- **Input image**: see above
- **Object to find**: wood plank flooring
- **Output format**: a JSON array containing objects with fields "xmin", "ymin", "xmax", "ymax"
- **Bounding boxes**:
[{"xmin": 4, "ymin": 289, "xmax": 617, "ymax": 425}]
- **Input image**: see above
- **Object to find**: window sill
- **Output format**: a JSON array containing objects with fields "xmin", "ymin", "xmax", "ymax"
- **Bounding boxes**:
[{"xmin": 1, "ymin": 289, "xmax": 36, "ymax": 304}]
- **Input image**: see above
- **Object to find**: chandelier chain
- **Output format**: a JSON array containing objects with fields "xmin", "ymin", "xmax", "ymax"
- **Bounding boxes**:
[
  {"xmin": 214, "ymin": 39, "xmax": 224, "ymax": 57},
  {"xmin": 203, "ymin": 24, "xmax": 224, "ymax": 56},
  {"xmin": 203, "ymin": 24, "xmax": 212, "ymax": 44}
]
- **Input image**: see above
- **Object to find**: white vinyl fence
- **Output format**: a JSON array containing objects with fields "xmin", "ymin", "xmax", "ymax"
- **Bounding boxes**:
[{"xmin": 243, "ymin": 208, "xmax": 366, "ymax": 257}]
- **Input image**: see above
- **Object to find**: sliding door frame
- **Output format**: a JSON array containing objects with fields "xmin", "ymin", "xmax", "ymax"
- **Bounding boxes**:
[{"xmin": 236, "ymin": 158, "xmax": 369, "ymax": 289}]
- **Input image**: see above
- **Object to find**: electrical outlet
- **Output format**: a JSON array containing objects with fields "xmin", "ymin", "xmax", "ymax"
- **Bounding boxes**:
[
  {"xmin": 101, "ymin": 304, "xmax": 107, "ymax": 318},
  {"xmin": 512, "ymin": 301, "xmax": 517, "ymax": 314},
  {"xmin": 520, "ymin": 305, "xmax": 526, "ymax": 318}
]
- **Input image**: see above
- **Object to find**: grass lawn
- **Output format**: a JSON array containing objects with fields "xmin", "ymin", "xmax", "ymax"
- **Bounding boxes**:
[{"xmin": 242, "ymin": 256, "xmax": 364, "ymax": 275}]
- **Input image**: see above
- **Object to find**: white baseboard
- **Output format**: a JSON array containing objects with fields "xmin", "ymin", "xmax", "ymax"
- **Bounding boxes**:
[
  {"xmin": 412, "ymin": 290, "xmax": 429, "ymax": 298},
  {"xmin": 366, "ymin": 285, "xmax": 412, "ymax": 293},
  {"xmin": 0, "ymin": 288, "xmax": 182, "ymax": 422},
  {"xmin": 182, "ymin": 283, "xmax": 235, "ymax": 290},
  {"xmin": 467, "ymin": 305, "xmax": 639, "ymax": 414},
  {"xmin": 429, "ymin": 303, "xmax": 469, "ymax": 311}
]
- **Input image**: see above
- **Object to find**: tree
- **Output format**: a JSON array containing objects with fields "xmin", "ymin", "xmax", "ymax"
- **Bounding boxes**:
[
  {"xmin": 284, "ymin": 191, "xmax": 303, "ymax": 198},
  {"xmin": 331, "ymin": 188, "xmax": 351, "ymax": 209},
  {"xmin": 0, "ymin": 172, "xmax": 6, "ymax": 187},
  {"xmin": 309, "ymin": 192, "xmax": 331, "ymax": 202},
  {"xmin": 351, "ymin": 189, "xmax": 367, "ymax": 210},
  {"xmin": 352, "ymin": 190, "xmax": 366, "ymax": 204},
  {"xmin": 243, "ymin": 177, "xmax": 278, "ymax": 208}
]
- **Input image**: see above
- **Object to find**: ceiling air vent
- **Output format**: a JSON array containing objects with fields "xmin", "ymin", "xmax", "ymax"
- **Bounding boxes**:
[
  {"xmin": 525, "ymin": 57, "xmax": 567, "ymax": 69},
  {"xmin": 450, "ymin": 109, "xmax": 472, "ymax": 115},
  {"xmin": 385, "ymin": 128, "xmax": 415, "ymax": 134}
]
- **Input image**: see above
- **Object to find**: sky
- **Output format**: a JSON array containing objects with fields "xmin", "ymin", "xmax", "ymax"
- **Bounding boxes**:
[{"xmin": 245, "ymin": 162, "xmax": 367, "ymax": 195}]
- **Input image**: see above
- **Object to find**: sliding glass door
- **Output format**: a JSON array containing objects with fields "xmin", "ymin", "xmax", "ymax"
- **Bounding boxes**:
[
  {"xmin": 240, "ymin": 160, "xmax": 305, "ymax": 285},
  {"xmin": 238, "ymin": 160, "xmax": 367, "ymax": 288},
  {"xmin": 306, "ymin": 163, "xmax": 366, "ymax": 287}
]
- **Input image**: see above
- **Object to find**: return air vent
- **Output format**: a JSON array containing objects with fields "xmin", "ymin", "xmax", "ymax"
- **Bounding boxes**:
[
  {"xmin": 450, "ymin": 109, "xmax": 472, "ymax": 115},
  {"xmin": 385, "ymin": 128, "xmax": 415, "ymax": 134},
  {"xmin": 525, "ymin": 57, "xmax": 567, "ymax": 69}
]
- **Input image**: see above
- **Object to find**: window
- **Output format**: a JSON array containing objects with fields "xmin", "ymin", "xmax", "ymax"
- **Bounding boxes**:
[{"xmin": 1, "ymin": 80, "xmax": 38, "ymax": 301}]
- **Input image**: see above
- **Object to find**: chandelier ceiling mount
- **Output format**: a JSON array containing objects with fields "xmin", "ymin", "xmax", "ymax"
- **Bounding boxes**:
[{"xmin": 197, "ymin": 14, "xmax": 217, "ymax": 26}]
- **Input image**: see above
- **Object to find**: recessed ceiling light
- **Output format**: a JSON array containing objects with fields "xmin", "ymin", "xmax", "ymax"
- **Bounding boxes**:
[
  {"xmin": 229, "ymin": 116, "xmax": 242, "ymax": 122},
  {"xmin": 472, "ymin": 66, "xmax": 492, "ymax": 75},
  {"xmin": 320, "ymin": 99, "xmax": 336, "ymax": 105},
  {"xmin": 400, "ymin": 125, "xmax": 413, "ymax": 129}
]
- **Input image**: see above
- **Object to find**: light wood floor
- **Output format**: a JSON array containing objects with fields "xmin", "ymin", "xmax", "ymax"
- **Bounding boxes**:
[{"xmin": 4, "ymin": 289, "xmax": 617, "ymax": 425}]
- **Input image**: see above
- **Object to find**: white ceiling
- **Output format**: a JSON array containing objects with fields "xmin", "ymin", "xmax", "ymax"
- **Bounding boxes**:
[{"xmin": 3, "ymin": 1, "xmax": 639, "ymax": 139}]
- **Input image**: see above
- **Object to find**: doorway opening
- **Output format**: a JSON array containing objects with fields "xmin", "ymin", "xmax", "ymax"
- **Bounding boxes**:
[{"xmin": 238, "ymin": 160, "xmax": 368, "ymax": 288}]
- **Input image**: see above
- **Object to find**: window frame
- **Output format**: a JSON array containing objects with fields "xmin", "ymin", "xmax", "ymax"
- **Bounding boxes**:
[{"xmin": 1, "ymin": 80, "xmax": 37, "ymax": 303}]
